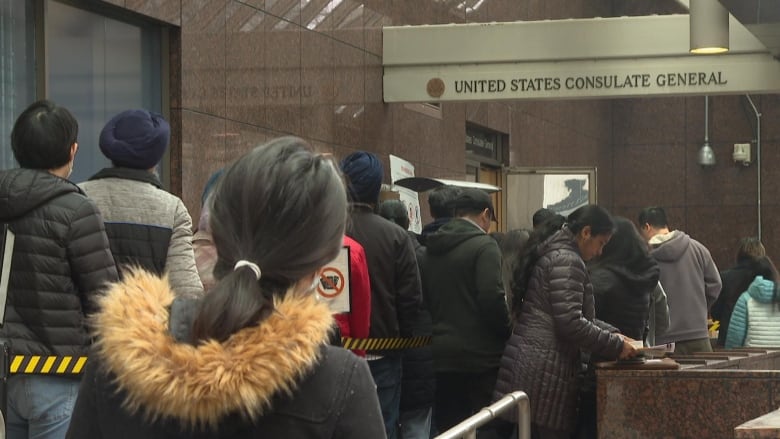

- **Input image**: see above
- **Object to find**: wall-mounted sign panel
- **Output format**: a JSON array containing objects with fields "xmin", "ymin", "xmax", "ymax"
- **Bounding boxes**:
[{"xmin": 466, "ymin": 126, "xmax": 500, "ymax": 160}]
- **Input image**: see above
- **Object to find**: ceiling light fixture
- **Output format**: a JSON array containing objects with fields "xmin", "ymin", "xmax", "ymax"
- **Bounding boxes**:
[{"xmin": 690, "ymin": 0, "xmax": 729, "ymax": 54}]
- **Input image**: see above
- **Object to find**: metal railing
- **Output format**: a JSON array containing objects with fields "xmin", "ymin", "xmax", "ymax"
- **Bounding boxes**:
[{"xmin": 434, "ymin": 391, "xmax": 531, "ymax": 439}]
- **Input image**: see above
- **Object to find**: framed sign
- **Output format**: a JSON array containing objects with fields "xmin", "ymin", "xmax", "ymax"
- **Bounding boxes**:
[{"xmin": 504, "ymin": 167, "xmax": 597, "ymax": 231}]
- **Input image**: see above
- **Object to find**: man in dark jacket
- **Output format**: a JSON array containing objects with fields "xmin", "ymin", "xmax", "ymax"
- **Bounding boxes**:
[
  {"xmin": 0, "ymin": 100, "xmax": 119, "ymax": 439},
  {"xmin": 340, "ymin": 152, "xmax": 423, "ymax": 439},
  {"xmin": 420, "ymin": 188, "xmax": 511, "ymax": 437}
]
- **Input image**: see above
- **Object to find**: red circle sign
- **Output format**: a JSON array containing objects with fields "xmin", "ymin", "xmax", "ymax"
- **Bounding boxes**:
[{"xmin": 317, "ymin": 267, "xmax": 345, "ymax": 298}]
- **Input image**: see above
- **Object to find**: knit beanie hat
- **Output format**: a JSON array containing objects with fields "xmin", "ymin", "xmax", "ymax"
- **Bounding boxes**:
[
  {"xmin": 99, "ymin": 109, "xmax": 170, "ymax": 169},
  {"xmin": 340, "ymin": 151, "xmax": 383, "ymax": 204}
]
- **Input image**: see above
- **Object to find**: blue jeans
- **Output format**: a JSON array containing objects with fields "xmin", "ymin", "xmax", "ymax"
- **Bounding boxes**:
[
  {"xmin": 369, "ymin": 356, "xmax": 403, "ymax": 439},
  {"xmin": 7, "ymin": 375, "xmax": 81, "ymax": 439},
  {"xmin": 400, "ymin": 406, "xmax": 432, "ymax": 439}
]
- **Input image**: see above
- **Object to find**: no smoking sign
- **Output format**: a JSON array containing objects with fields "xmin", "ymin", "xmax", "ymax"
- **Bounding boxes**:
[
  {"xmin": 316, "ymin": 247, "xmax": 351, "ymax": 314},
  {"xmin": 317, "ymin": 267, "xmax": 345, "ymax": 298}
]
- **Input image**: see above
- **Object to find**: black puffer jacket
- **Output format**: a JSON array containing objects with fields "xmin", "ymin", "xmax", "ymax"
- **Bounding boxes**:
[
  {"xmin": 493, "ymin": 228, "xmax": 623, "ymax": 432},
  {"xmin": 0, "ymin": 168, "xmax": 118, "ymax": 356}
]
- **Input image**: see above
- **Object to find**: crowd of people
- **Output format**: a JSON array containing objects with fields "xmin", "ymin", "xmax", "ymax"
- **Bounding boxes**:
[{"xmin": 0, "ymin": 99, "xmax": 776, "ymax": 439}]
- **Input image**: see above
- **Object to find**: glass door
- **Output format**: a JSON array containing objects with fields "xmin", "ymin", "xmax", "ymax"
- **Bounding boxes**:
[{"xmin": 45, "ymin": 0, "xmax": 162, "ymax": 183}]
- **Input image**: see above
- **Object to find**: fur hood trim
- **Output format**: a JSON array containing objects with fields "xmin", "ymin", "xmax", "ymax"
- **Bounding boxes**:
[{"xmin": 94, "ymin": 269, "xmax": 334, "ymax": 428}]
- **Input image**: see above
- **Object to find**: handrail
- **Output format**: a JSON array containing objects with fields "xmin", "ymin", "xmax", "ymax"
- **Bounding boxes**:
[{"xmin": 434, "ymin": 391, "xmax": 531, "ymax": 439}]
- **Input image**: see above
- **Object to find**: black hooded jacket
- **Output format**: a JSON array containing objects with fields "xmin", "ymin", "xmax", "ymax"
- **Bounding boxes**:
[
  {"xmin": 0, "ymin": 168, "xmax": 118, "ymax": 356},
  {"xmin": 588, "ymin": 262, "xmax": 659, "ymax": 340},
  {"xmin": 345, "ymin": 204, "xmax": 422, "ymax": 343},
  {"xmin": 713, "ymin": 260, "xmax": 757, "ymax": 346},
  {"xmin": 421, "ymin": 218, "xmax": 510, "ymax": 373}
]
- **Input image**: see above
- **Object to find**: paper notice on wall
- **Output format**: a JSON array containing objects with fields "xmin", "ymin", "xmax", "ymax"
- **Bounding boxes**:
[
  {"xmin": 543, "ymin": 174, "xmax": 590, "ymax": 217},
  {"xmin": 389, "ymin": 155, "xmax": 422, "ymax": 234}
]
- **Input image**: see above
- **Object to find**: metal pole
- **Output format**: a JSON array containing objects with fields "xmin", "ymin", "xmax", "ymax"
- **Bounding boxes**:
[
  {"xmin": 703, "ymin": 95, "xmax": 709, "ymax": 144},
  {"xmin": 745, "ymin": 95, "xmax": 762, "ymax": 241},
  {"xmin": 515, "ymin": 394, "xmax": 531, "ymax": 439}
]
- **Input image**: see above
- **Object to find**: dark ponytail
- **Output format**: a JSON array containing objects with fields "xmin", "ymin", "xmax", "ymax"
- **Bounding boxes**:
[
  {"xmin": 191, "ymin": 268, "xmax": 277, "ymax": 342},
  {"xmin": 510, "ymin": 213, "xmax": 565, "ymax": 317},
  {"xmin": 191, "ymin": 137, "xmax": 347, "ymax": 343}
]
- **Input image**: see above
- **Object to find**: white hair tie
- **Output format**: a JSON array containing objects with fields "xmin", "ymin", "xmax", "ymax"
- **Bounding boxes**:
[{"xmin": 234, "ymin": 260, "xmax": 262, "ymax": 280}]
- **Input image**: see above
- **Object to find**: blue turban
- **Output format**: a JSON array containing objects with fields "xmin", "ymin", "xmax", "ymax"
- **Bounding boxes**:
[
  {"xmin": 340, "ymin": 151, "xmax": 384, "ymax": 204},
  {"xmin": 99, "ymin": 109, "xmax": 170, "ymax": 169}
]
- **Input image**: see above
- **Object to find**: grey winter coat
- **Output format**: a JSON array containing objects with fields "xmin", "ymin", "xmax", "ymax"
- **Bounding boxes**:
[
  {"xmin": 649, "ymin": 230, "xmax": 721, "ymax": 344},
  {"xmin": 79, "ymin": 168, "xmax": 203, "ymax": 297},
  {"xmin": 494, "ymin": 228, "xmax": 623, "ymax": 432}
]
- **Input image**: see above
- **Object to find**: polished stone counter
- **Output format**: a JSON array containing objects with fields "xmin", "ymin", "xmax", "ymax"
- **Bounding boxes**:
[{"xmin": 596, "ymin": 349, "xmax": 780, "ymax": 439}]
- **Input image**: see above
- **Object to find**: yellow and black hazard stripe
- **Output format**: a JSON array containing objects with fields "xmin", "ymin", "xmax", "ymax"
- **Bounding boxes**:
[
  {"xmin": 341, "ymin": 335, "xmax": 432, "ymax": 351},
  {"xmin": 8, "ymin": 338, "xmax": 433, "ymax": 372},
  {"xmin": 9, "ymin": 355, "xmax": 88, "ymax": 375}
]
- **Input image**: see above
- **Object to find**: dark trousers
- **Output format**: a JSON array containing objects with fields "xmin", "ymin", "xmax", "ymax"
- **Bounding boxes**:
[
  {"xmin": 434, "ymin": 369, "xmax": 512, "ymax": 439},
  {"xmin": 369, "ymin": 356, "xmax": 403, "ymax": 439},
  {"xmin": 571, "ymin": 389, "xmax": 597, "ymax": 439},
  {"xmin": 532, "ymin": 423, "xmax": 571, "ymax": 439}
]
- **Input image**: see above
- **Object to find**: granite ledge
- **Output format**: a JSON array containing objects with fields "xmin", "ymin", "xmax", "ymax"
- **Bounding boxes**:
[
  {"xmin": 596, "ymin": 350, "xmax": 780, "ymax": 376},
  {"xmin": 735, "ymin": 409, "xmax": 780, "ymax": 439}
]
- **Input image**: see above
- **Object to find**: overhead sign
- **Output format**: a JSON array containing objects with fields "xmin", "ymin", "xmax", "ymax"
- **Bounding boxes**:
[
  {"xmin": 383, "ymin": 15, "xmax": 780, "ymax": 102},
  {"xmin": 384, "ymin": 55, "xmax": 780, "ymax": 102},
  {"xmin": 451, "ymin": 71, "xmax": 727, "ymax": 95},
  {"xmin": 317, "ymin": 247, "xmax": 351, "ymax": 314}
]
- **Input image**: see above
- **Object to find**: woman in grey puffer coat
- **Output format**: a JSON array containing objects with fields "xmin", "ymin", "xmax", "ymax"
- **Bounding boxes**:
[{"xmin": 494, "ymin": 206, "xmax": 638, "ymax": 439}]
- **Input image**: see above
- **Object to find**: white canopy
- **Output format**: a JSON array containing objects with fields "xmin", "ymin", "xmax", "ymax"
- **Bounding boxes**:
[{"xmin": 393, "ymin": 177, "xmax": 501, "ymax": 193}]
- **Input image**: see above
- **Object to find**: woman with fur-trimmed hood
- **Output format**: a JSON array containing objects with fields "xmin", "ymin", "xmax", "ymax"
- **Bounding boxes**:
[{"xmin": 66, "ymin": 137, "xmax": 386, "ymax": 439}]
